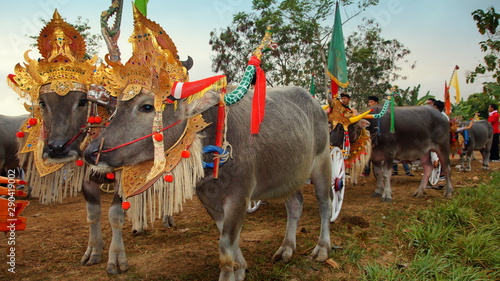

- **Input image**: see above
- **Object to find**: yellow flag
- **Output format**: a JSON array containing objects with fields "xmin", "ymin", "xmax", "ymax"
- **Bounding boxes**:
[{"xmin": 450, "ymin": 69, "xmax": 460, "ymax": 103}]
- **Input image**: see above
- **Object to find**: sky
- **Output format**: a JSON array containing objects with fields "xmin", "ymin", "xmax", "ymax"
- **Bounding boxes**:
[{"xmin": 0, "ymin": 0, "xmax": 497, "ymax": 116}]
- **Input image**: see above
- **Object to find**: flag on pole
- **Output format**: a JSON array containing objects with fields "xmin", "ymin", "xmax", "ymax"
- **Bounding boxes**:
[
  {"xmin": 309, "ymin": 73, "xmax": 316, "ymax": 96},
  {"xmin": 450, "ymin": 65, "xmax": 460, "ymax": 103},
  {"xmin": 327, "ymin": 2, "xmax": 349, "ymax": 98},
  {"xmin": 135, "ymin": 0, "xmax": 149, "ymax": 16},
  {"xmin": 444, "ymin": 80, "xmax": 451, "ymax": 115}
]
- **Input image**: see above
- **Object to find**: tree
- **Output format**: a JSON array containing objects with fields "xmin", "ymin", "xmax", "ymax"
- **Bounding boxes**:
[
  {"xmin": 209, "ymin": 0, "xmax": 379, "ymax": 102},
  {"xmin": 466, "ymin": 7, "xmax": 500, "ymax": 101},
  {"xmin": 345, "ymin": 19, "xmax": 415, "ymax": 106},
  {"xmin": 392, "ymin": 85, "xmax": 434, "ymax": 106},
  {"xmin": 452, "ymin": 92, "xmax": 495, "ymax": 120},
  {"xmin": 28, "ymin": 16, "xmax": 102, "ymax": 60}
]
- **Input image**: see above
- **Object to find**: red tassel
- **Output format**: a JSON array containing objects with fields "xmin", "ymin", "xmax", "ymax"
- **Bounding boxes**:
[{"xmin": 248, "ymin": 56, "xmax": 266, "ymax": 135}]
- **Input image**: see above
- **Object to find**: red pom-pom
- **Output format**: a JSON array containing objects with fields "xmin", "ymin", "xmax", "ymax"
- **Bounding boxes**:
[
  {"xmin": 94, "ymin": 116, "xmax": 102, "ymax": 124},
  {"xmin": 164, "ymin": 174, "xmax": 174, "ymax": 182},
  {"xmin": 154, "ymin": 133, "xmax": 163, "ymax": 142},
  {"xmin": 16, "ymin": 131, "xmax": 25, "ymax": 138},
  {"xmin": 88, "ymin": 116, "xmax": 96, "ymax": 124},
  {"xmin": 181, "ymin": 150, "xmax": 190, "ymax": 158},
  {"xmin": 106, "ymin": 172, "xmax": 115, "ymax": 180},
  {"xmin": 18, "ymin": 180, "xmax": 26, "ymax": 185},
  {"xmin": 28, "ymin": 118, "xmax": 37, "ymax": 126},
  {"xmin": 75, "ymin": 159, "xmax": 84, "ymax": 166},
  {"xmin": 122, "ymin": 201, "xmax": 131, "ymax": 210}
]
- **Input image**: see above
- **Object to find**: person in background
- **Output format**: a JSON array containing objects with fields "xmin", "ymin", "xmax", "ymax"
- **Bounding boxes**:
[
  {"xmin": 362, "ymin": 96, "xmax": 379, "ymax": 177},
  {"xmin": 433, "ymin": 100, "xmax": 449, "ymax": 121},
  {"xmin": 367, "ymin": 95, "xmax": 379, "ymax": 107},
  {"xmin": 340, "ymin": 93, "xmax": 359, "ymax": 115},
  {"xmin": 426, "ymin": 98, "xmax": 436, "ymax": 106},
  {"xmin": 392, "ymin": 162, "xmax": 414, "ymax": 176},
  {"xmin": 488, "ymin": 103, "xmax": 500, "ymax": 162}
]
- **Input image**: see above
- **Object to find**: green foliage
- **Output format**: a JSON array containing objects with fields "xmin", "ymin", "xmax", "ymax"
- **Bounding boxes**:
[
  {"xmin": 451, "ymin": 92, "xmax": 495, "ymax": 119},
  {"xmin": 209, "ymin": 0, "xmax": 418, "ymax": 104},
  {"xmin": 466, "ymin": 7, "xmax": 500, "ymax": 97},
  {"xmin": 391, "ymin": 85, "xmax": 434, "ymax": 107},
  {"xmin": 345, "ymin": 19, "xmax": 415, "ymax": 106},
  {"xmin": 361, "ymin": 172, "xmax": 500, "ymax": 281}
]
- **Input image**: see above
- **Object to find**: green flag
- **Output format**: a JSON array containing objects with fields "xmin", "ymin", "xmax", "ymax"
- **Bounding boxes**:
[
  {"xmin": 135, "ymin": 0, "xmax": 149, "ymax": 16},
  {"xmin": 327, "ymin": 2, "xmax": 349, "ymax": 94},
  {"xmin": 309, "ymin": 73, "xmax": 316, "ymax": 96}
]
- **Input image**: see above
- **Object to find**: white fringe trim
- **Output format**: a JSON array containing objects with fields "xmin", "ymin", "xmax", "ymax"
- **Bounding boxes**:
[
  {"xmin": 19, "ymin": 152, "xmax": 85, "ymax": 204},
  {"xmin": 117, "ymin": 135, "xmax": 204, "ymax": 230}
]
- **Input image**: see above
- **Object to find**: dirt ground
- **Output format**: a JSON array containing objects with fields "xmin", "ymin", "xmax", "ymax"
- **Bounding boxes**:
[{"xmin": 1, "ymin": 152, "xmax": 498, "ymax": 281}]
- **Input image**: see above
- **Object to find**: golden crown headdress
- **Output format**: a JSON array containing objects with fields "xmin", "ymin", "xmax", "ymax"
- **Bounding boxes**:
[
  {"xmin": 95, "ymin": 4, "xmax": 191, "ymax": 111},
  {"xmin": 7, "ymin": 10, "xmax": 97, "ymax": 102}
]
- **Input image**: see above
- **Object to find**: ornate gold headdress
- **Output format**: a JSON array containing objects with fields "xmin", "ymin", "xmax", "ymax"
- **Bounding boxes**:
[
  {"xmin": 7, "ymin": 10, "xmax": 97, "ymax": 101},
  {"xmin": 96, "ymin": 4, "xmax": 190, "ymax": 110},
  {"xmin": 6, "ymin": 9, "xmax": 97, "ymax": 205}
]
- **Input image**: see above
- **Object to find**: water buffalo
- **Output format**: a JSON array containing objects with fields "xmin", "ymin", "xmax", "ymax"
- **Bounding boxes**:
[
  {"xmin": 84, "ymin": 86, "xmax": 333, "ymax": 280},
  {"xmin": 334, "ymin": 104, "xmax": 453, "ymax": 201},
  {"xmin": 458, "ymin": 120, "xmax": 493, "ymax": 171},
  {"xmin": 0, "ymin": 114, "xmax": 28, "ymax": 172}
]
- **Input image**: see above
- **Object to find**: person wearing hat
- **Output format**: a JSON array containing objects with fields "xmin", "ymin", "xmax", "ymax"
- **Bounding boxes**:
[
  {"xmin": 340, "ymin": 93, "xmax": 358, "ymax": 115},
  {"xmin": 367, "ymin": 95, "xmax": 379, "ymax": 107}
]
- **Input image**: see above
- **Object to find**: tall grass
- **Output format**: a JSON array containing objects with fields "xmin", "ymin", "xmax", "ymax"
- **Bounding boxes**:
[{"xmin": 361, "ymin": 171, "xmax": 500, "ymax": 281}]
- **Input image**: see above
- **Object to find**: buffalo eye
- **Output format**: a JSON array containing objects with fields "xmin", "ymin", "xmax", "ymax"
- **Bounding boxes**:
[
  {"xmin": 78, "ymin": 99, "xmax": 88, "ymax": 107},
  {"xmin": 140, "ymin": 104, "xmax": 155, "ymax": 113},
  {"xmin": 39, "ymin": 100, "xmax": 46, "ymax": 109}
]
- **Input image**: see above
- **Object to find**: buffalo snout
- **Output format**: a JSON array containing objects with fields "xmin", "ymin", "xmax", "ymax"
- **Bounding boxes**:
[{"xmin": 45, "ymin": 140, "xmax": 73, "ymax": 159}]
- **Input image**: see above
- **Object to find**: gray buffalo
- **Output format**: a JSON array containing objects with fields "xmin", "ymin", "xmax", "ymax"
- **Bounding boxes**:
[
  {"xmin": 458, "ymin": 120, "xmax": 493, "ymax": 171},
  {"xmin": 84, "ymin": 86, "xmax": 333, "ymax": 280},
  {"xmin": 0, "ymin": 114, "xmax": 28, "ymax": 172},
  {"xmin": 335, "ymin": 105, "xmax": 453, "ymax": 201}
]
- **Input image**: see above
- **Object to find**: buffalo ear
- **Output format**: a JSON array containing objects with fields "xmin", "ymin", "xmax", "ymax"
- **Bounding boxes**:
[
  {"xmin": 184, "ymin": 91, "xmax": 220, "ymax": 117},
  {"xmin": 356, "ymin": 119, "xmax": 371, "ymax": 129}
]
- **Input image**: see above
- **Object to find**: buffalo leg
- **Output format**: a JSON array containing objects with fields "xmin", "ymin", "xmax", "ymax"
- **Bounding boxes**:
[
  {"xmin": 480, "ymin": 147, "xmax": 490, "ymax": 169},
  {"xmin": 372, "ymin": 159, "xmax": 384, "ymax": 197},
  {"xmin": 415, "ymin": 153, "xmax": 432, "ymax": 198},
  {"xmin": 272, "ymin": 190, "xmax": 303, "ymax": 263},
  {"xmin": 197, "ymin": 178, "xmax": 248, "ymax": 281},
  {"xmin": 309, "ymin": 156, "xmax": 332, "ymax": 261},
  {"xmin": 80, "ymin": 180, "xmax": 104, "ymax": 266},
  {"xmin": 434, "ymin": 149, "xmax": 453, "ymax": 197},
  {"xmin": 107, "ymin": 192, "xmax": 129, "ymax": 274}
]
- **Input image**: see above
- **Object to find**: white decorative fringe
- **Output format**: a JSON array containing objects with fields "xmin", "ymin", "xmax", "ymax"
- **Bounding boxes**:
[
  {"xmin": 346, "ymin": 140, "xmax": 372, "ymax": 185},
  {"xmin": 19, "ymin": 152, "xmax": 85, "ymax": 204},
  {"xmin": 117, "ymin": 135, "xmax": 204, "ymax": 230}
]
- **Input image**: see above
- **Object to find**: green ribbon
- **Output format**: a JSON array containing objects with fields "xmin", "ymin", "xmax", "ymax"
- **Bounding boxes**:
[
  {"xmin": 372, "ymin": 95, "xmax": 396, "ymax": 133},
  {"xmin": 224, "ymin": 65, "xmax": 256, "ymax": 105}
]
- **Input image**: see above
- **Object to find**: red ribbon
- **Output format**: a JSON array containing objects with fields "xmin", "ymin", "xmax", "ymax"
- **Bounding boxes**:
[{"xmin": 248, "ymin": 56, "xmax": 266, "ymax": 134}]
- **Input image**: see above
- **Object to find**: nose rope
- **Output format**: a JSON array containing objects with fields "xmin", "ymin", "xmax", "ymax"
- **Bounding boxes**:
[
  {"xmin": 64, "ymin": 125, "xmax": 88, "ymax": 148},
  {"xmin": 99, "ymin": 119, "xmax": 182, "ymax": 154}
]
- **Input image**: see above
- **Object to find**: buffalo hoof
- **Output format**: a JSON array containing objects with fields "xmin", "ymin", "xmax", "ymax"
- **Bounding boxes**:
[
  {"xmin": 413, "ymin": 192, "xmax": 424, "ymax": 198},
  {"xmin": 131, "ymin": 228, "xmax": 146, "ymax": 236},
  {"xmin": 310, "ymin": 244, "xmax": 330, "ymax": 262},
  {"xmin": 371, "ymin": 192, "xmax": 382, "ymax": 197},
  {"xmin": 106, "ymin": 261, "xmax": 129, "ymax": 274},
  {"xmin": 380, "ymin": 197, "xmax": 392, "ymax": 202},
  {"xmin": 162, "ymin": 215, "xmax": 176, "ymax": 228},
  {"xmin": 443, "ymin": 191, "xmax": 453, "ymax": 198},
  {"xmin": 80, "ymin": 253, "xmax": 102, "ymax": 266},
  {"xmin": 80, "ymin": 246, "xmax": 103, "ymax": 266},
  {"xmin": 272, "ymin": 245, "xmax": 294, "ymax": 263},
  {"xmin": 482, "ymin": 165, "xmax": 490, "ymax": 170}
]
